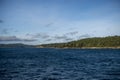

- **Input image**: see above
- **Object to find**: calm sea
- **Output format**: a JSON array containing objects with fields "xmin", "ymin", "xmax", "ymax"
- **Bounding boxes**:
[{"xmin": 0, "ymin": 48, "xmax": 120, "ymax": 80}]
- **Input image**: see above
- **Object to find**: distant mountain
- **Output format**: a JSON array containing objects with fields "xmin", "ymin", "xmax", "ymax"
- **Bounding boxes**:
[
  {"xmin": 0, "ymin": 43, "xmax": 34, "ymax": 48},
  {"xmin": 37, "ymin": 36, "xmax": 120, "ymax": 49}
]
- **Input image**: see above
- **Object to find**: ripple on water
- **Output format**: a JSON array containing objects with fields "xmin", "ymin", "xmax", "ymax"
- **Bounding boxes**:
[{"xmin": 0, "ymin": 48, "xmax": 120, "ymax": 80}]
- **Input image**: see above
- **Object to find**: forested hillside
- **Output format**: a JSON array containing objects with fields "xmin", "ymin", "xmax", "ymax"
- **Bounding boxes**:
[{"xmin": 38, "ymin": 36, "xmax": 120, "ymax": 48}]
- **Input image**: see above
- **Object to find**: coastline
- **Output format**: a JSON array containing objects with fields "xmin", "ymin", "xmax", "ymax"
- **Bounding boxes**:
[{"xmin": 36, "ymin": 46, "xmax": 120, "ymax": 49}]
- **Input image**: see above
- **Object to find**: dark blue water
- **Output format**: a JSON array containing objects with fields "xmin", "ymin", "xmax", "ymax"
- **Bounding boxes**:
[{"xmin": 0, "ymin": 48, "xmax": 120, "ymax": 80}]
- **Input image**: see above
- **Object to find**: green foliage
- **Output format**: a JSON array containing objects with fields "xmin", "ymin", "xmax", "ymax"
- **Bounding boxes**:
[{"xmin": 39, "ymin": 36, "xmax": 120, "ymax": 48}]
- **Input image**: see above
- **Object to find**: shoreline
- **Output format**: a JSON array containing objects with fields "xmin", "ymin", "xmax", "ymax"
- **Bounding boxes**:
[{"xmin": 36, "ymin": 46, "xmax": 120, "ymax": 49}]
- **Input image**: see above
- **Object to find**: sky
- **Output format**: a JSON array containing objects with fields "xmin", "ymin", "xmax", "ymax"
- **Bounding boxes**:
[{"xmin": 0, "ymin": 0, "xmax": 120, "ymax": 45}]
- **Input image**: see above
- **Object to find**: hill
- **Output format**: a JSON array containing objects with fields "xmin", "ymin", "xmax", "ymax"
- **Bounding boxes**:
[{"xmin": 37, "ymin": 36, "xmax": 120, "ymax": 48}]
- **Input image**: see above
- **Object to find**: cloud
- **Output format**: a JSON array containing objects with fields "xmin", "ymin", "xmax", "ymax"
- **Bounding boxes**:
[
  {"xmin": 78, "ymin": 34, "xmax": 91, "ymax": 39},
  {"xmin": 45, "ymin": 39, "xmax": 52, "ymax": 41},
  {"xmin": 54, "ymin": 35, "xmax": 73, "ymax": 42},
  {"xmin": 65, "ymin": 31, "xmax": 78, "ymax": 36},
  {"xmin": 49, "ymin": 31, "xmax": 78, "ymax": 42},
  {"xmin": 54, "ymin": 35, "xmax": 67, "ymax": 39},
  {"xmin": 64, "ymin": 38, "xmax": 73, "ymax": 42},
  {"xmin": 26, "ymin": 33, "xmax": 50, "ymax": 39},
  {"xmin": 44, "ymin": 34, "xmax": 74, "ymax": 42},
  {"xmin": 0, "ymin": 36, "xmax": 36, "ymax": 42}
]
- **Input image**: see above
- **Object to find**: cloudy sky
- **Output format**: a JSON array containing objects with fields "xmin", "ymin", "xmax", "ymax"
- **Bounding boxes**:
[{"xmin": 0, "ymin": 0, "xmax": 120, "ymax": 44}]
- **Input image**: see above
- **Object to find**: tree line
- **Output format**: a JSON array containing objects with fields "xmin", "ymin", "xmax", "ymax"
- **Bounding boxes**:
[{"xmin": 38, "ymin": 36, "xmax": 120, "ymax": 48}]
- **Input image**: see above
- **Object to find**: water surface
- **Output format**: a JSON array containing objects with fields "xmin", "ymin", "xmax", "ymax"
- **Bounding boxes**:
[{"xmin": 0, "ymin": 48, "xmax": 120, "ymax": 80}]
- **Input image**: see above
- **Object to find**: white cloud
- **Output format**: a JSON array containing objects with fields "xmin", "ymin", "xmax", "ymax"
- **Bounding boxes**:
[{"xmin": 0, "ymin": 36, "xmax": 36, "ymax": 42}]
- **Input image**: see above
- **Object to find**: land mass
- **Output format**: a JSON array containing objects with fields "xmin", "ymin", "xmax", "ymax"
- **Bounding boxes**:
[
  {"xmin": 0, "ymin": 36, "xmax": 120, "ymax": 49},
  {"xmin": 37, "ymin": 36, "xmax": 120, "ymax": 49}
]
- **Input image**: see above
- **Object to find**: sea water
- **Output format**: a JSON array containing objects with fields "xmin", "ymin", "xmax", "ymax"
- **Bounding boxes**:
[{"xmin": 0, "ymin": 48, "xmax": 120, "ymax": 80}]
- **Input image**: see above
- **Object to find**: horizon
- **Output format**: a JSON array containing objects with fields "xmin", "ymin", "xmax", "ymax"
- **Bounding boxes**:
[
  {"xmin": 0, "ymin": 35, "xmax": 119, "ymax": 45},
  {"xmin": 0, "ymin": 0, "xmax": 120, "ymax": 45}
]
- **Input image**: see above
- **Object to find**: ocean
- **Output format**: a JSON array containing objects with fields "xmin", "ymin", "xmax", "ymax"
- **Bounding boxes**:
[{"xmin": 0, "ymin": 48, "xmax": 120, "ymax": 80}]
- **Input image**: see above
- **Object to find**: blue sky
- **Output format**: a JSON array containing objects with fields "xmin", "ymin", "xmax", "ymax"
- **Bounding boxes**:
[{"xmin": 0, "ymin": 0, "xmax": 120, "ymax": 44}]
